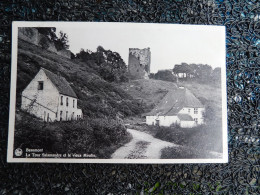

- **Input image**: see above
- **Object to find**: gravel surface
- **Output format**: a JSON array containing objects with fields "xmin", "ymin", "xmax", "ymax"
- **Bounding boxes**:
[{"xmin": 111, "ymin": 129, "xmax": 178, "ymax": 159}]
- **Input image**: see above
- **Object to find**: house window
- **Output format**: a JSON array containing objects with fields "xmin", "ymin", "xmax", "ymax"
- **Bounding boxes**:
[
  {"xmin": 38, "ymin": 81, "xmax": 43, "ymax": 90},
  {"xmin": 73, "ymin": 100, "xmax": 75, "ymax": 108},
  {"xmin": 61, "ymin": 96, "xmax": 63, "ymax": 105},
  {"xmin": 66, "ymin": 111, "xmax": 68, "ymax": 120},
  {"xmin": 194, "ymin": 118, "xmax": 198, "ymax": 124},
  {"xmin": 47, "ymin": 113, "xmax": 49, "ymax": 122},
  {"xmin": 194, "ymin": 108, "xmax": 198, "ymax": 114},
  {"xmin": 60, "ymin": 111, "xmax": 63, "ymax": 121},
  {"xmin": 188, "ymin": 108, "xmax": 191, "ymax": 113},
  {"xmin": 66, "ymin": 97, "xmax": 69, "ymax": 107},
  {"xmin": 72, "ymin": 112, "xmax": 74, "ymax": 120}
]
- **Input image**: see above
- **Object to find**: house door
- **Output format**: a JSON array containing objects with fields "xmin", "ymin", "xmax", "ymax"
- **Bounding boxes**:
[{"xmin": 156, "ymin": 119, "xmax": 160, "ymax": 126}]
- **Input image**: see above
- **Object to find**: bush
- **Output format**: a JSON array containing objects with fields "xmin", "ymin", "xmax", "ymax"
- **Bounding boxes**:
[
  {"xmin": 14, "ymin": 112, "xmax": 132, "ymax": 159},
  {"xmin": 145, "ymin": 120, "xmax": 223, "ymax": 153},
  {"xmin": 38, "ymin": 37, "xmax": 50, "ymax": 50}
]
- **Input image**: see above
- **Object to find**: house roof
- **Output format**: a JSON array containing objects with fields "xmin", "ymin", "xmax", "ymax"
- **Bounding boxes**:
[
  {"xmin": 146, "ymin": 87, "xmax": 203, "ymax": 116},
  {"xmin": 41, "ymin": 68, "xmax": 77, "ymax": 98},
  {"xmin": 177, "ymin": 114, "xmax": 193, "ymax": 121}
]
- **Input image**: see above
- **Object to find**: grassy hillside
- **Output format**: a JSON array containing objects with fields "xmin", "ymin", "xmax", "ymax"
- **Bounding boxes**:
[
  {"xmin": 180, "ymin": 82, "xmax": 222, "ymax": 121},
  {"xmin": 118, "ymin": 79, "xmax": 178, "ymax": 113},
  {"xmin": 17, "ymin": 39, "xmax": 144, "ymax": 118},
  {"xmin": 119, "ymin": 79, "xmax": 222, "ymax": 122}
]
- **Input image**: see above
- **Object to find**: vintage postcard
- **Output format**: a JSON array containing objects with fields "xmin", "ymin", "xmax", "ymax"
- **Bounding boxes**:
[{"xmin": 7, "ymin": 22, "xmax": 227, "ymax": 163}]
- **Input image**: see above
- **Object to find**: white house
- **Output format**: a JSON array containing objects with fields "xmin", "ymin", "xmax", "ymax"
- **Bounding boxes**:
[
  {"xmin": 146, "ymin": 87, "xmax": 205, "ymax": 128},
  {"xmin": 21, "ymin": 67, "xmax": 83, "ymax": 122}
]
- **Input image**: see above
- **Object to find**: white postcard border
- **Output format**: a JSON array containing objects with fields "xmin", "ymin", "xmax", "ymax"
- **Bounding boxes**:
[{"xmin": 7, "ymin": 21, "xmax": 228, "ymax": 163}]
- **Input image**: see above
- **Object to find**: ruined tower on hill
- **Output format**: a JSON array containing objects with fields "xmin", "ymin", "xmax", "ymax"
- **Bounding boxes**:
[{"xmin": 128, "ymin": 48, "xmax": 151, "ymax": 79}]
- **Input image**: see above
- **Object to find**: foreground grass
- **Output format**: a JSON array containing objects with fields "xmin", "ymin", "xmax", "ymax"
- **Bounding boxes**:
[
  {"xmin": 161, "ymin": 146, "xmax": 219, "ymax": 159},
  {"xmin": 14, "ymin": 111, "xmax": 132, "ymax": 159}
]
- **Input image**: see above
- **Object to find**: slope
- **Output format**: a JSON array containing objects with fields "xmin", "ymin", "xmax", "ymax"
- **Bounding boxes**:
[
  {"xmin": 118, "ymin": 79, "xmax": 178, "ymax": 113},
  {"xmin": 119, "ymin": 78, "xmax": 222, "ymax": 122},
  {"xmin": 16, "ymin": 39, "xmax": 144, "ymax": 118}
]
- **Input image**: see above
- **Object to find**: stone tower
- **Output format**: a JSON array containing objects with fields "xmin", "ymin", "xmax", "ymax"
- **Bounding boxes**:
[{"xmin": 128, "ymin": 47, "xmax": 151, "ymax": 79}]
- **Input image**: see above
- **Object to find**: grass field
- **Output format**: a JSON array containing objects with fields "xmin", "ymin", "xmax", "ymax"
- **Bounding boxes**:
[
  {"xmin": 180, "ymin": 81, "xmax": 222, "ymax": 120},
  {"xmin": 120, "ymin": 79, "xmax": 222, "ymax": 122},
  {"xmin": 118, "ymin": 79, "xmax": 178, "ymax": 113}
]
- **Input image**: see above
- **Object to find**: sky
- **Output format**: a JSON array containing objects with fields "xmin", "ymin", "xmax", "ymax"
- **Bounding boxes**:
[{"xmin": 56, "ymin": 22, "xmax": 225, "ymax": 73}]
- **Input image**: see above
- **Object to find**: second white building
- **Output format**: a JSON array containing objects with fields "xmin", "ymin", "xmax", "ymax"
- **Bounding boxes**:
[{"xmin": 146, "ymin": 87, "xmax": 205, "ymax": 128}]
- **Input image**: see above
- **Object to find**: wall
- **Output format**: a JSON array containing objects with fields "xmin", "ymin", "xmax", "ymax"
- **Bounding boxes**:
[
  {"xmin": 56, "ymin": 94, "xmax": 83, "ymax": 121},
  {"xmin": 21, "ymin": 69, "xmax": 60, "ymax": 122},
  {"xmin": 18, "ymin": 27, "xmax": 71, "ymax": 59},
  {"xmin": 18, "ymin": 27, "xmax": 39, "ymax": 45},
  {"xmin": 179, "ymin": 120, "xmax": 195, "ymax": 128},
  {"xmin": 75, "ymin": 108, "xmax": 83, "ymax": 120},
  {"xmin": 146, "ymin": 115, "xmax": 179, "ymax": 127},
  {"xmin": 128, "ymin": 48, "xmax": 151, "ymax": 79},
  {"xmin": 178, "ymin": 107, "xmax": 205, "ymax": 124},
  {"xmin": 146, "ymin": 111, "xmax": 204, "ymax": 128}
]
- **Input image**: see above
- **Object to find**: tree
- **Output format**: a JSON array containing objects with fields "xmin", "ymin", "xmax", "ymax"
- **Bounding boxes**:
[
  {"xmin": 36, "ymin": 27, "xmax": 57, "ymax": 41},
  {"xmin": 36, "ymin": 28, "xmax": 70, "ymax": 51},
  {"xmin": 54, "ymin": 31, "xmax": 69, "ymax": 50},
  {"xmin": 189, "ymin": 64, "xmax": 212, "ymax": 82},
  {"xmin": 173, "ymin": 63, "xmax": 192, "ymax": 79},
  {"xmin": 149, "ymin": 73, "xmax": 155, "ymax": 79},
  {"xmin": 211, "ymin": 67, "xmax": 221, "ymax": 85},
  {"xmin": 38, "ymin": 36, "xmax": 50, "ymax": 50},
  {"xmin": 154, "ymin": 70, "xmax": 176, "ymax": 82},
  {"xmin": 75, "ymin": 46, "xmax": 128, "ymax": 83},
  {"xmin": 71, "ymin": 52, "xmax": 76, "ymax": 59},
  {"xmin": 97, "ymin": 46, "xmax": 105, "ymax": 53}
]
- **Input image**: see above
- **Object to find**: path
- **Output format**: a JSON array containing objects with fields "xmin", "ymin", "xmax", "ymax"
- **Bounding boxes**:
[{"xmin": 111, "ymin": 129, "xmax": 178, "ymax": 159}]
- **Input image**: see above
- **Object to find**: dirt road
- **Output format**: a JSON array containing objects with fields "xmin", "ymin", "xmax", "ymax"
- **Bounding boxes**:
[{"xmin": 111, "ymin": 129, "xmax": 178, "ymax": 159}]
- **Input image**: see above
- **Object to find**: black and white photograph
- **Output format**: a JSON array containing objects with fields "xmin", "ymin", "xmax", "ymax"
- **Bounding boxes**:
[{"xmin": 8, "ymin": 22, "xmax": 227, "ymax": 163}]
